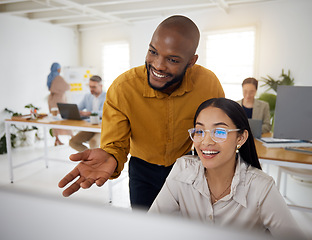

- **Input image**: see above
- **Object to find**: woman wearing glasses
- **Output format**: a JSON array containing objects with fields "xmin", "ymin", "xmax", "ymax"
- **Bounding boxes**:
[{"xmin": 149, "ymin": 98, "xmax": 304, "ymax": 239}]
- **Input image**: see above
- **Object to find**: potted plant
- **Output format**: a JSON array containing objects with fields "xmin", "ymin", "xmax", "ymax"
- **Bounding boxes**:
[
  {"xmin": 260, "ymin": 69, "xmax": 294, "ymax": 93},
  {"xmin": 14, "ymin": 125, "xmax": 38, "ymax": 146},
  {"xmin": 0, "ymin": 132, "xmax": 17, "ymax": 154},
  {"xmin": 90, "ymin": 112, "xmax": 100, "ymax": 124},
  {"xmin": 259, "ymin": 69, "xmax": 295, "ymax": 128},
  {"xmin": 25, "ymin": 103, "xmax": 40, "ymax": 119},
  {"xmin": 3, "ymin": 106, "xmax": 40, "ymax": 148}
]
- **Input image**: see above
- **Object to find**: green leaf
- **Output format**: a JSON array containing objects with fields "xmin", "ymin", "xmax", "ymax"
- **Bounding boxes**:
[
  {"xmin": 260, "ymin": 69, "xmax": 295, "ymax": 93},
  {"xmin": 24, "ymin": 104, "xmax": 40, "ymax": 110}
]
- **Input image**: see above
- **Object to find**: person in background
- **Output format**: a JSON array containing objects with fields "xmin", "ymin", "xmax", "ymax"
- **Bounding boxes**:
[
  {"xmin": 47, "ymin": 62, "xmax": 72, "ymax": 146},
  {"xmin": 149, "ymin": 98, "xmax": 305, "ymax": 239},
  {"xmin": 58, "ymin": 15, "xmax": 224, "ymax": 210},
  {"xmin": 237, "ymin": 77, "xmax": 271, "ymax": 133},
  {"xmin": 69, "ymin": 75, "xmax": 106, "ymax": 152}
]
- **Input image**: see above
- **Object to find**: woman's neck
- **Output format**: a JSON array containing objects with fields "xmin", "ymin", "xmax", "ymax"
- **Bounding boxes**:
[
  {"xmin": 205, "ymin": 159, "xmax": 236, "ymax": 203},
  {"xmin": 205, "ymin": 163, "xmax": 235, "ymax": 185},
  {"xmin": 243, "ymin": 98, "xmax": 254, "ymax": 108}
]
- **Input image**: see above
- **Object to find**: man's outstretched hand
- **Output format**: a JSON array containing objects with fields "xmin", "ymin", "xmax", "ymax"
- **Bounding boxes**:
[{"xmin": 58, "ymin": 148, "xmax": 117, "ymax": 197}]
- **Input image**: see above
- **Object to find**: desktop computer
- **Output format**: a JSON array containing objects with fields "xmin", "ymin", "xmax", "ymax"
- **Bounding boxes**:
[
  {"xmin": 270, "ymin": 85, "xmax": 312, "ymax": 153},
  {"xmin": 273, "ymin": 85, "xmax": 312, "ymax": 141}
]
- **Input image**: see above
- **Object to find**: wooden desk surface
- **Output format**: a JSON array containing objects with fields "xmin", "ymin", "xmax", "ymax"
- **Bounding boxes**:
[
  {"xmin": 5, "ymin": 116, "xmax": 101, "ymax": 129},
  {"xmin": 6, "ymin": 118, "xmax": 312, "ymax": 165},
  {"xmin": 255, "ymin": 134, "xmax": 312, "ymax": 165}
]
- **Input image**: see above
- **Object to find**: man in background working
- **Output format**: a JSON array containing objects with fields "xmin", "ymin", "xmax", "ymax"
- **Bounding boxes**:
[
  {"xmin": 69, "ymin": 75, "xmax": 106, "ymax": 151},
  {"xmin": 59, "ymin": 15, "xmax": 224, "ymax": 210}
]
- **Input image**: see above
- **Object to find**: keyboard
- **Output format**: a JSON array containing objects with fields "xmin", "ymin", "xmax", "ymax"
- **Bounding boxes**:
[{"xmin": 260, "ymin": 137, "xmax": 312, "ymax": 148}]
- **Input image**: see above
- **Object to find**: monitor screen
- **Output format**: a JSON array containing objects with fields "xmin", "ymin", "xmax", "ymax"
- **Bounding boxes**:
[{"xmin": 273, "ymin": 85, "xmax": 312, "ymax": 141}]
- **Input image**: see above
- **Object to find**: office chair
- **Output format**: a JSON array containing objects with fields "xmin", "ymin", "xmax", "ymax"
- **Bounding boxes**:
[{"xmin": 276, "ymin": 166, "xmax": 312, "ymax": 213}]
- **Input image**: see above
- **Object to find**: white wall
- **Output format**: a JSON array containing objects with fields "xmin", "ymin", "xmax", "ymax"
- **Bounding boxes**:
[
  {"xmin": 193, "ymin": 0, "xmax": 312, "ymax": 88},
  {"xmin": 0, "ymin": 14, "xmax": 79, "ymax": 136},
  {"xmin": 0, "ymin": 15, "xmax": 79, "ymax": 115},
  {"xmin": 1, "ymin": 0, "xmax": 311, "ymax": 136},
  {"xmin": 80, "ymin": 0, "xmax": 312, "ymax": 94},
  {"xmin": 80, "ymin": 24, "xmax": 132, "ymax": 75}
]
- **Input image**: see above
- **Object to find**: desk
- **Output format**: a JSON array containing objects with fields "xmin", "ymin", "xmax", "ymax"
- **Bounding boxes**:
[
  {"xmin": 5, "ymin": 117, "xmax": 126, "ymax": 203},
  {"xmin": 255, "ymin": 135, "xmax": 312, "ymax": 170},
  {"xmin": 255, "ymin": 134, "xmax": 312, "ymax": 212},
  {"xmin": 5, "ymin": 116, "xmax": 129, "ymax": 203},
  {"xmin": 5, "ymin": 117, "xmax": 101, "ymax": 183}
]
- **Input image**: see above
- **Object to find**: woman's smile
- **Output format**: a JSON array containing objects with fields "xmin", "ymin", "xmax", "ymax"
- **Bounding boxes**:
[{"xmin": 200, "ymin": 149, "xmax": 220, "ymax": 160}]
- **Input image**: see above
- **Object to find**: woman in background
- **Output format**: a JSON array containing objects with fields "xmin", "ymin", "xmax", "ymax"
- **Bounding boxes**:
[
  {"xmin": 47, "ymin": 62, "xmax": 72, "ymax": 146},
  {"xmin": 149, "ymin": 98, "xmax": 305, "ymax": 239},
  {"xmin": 237, "ymin": 77, "xmax": 271, "ymax": 133}
]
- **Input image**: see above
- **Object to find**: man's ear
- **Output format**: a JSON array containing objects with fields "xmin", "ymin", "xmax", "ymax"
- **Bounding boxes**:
[
  {"xmin": 187, "ymin": 54, "xmax": 198, "ymax": 68},
  {"xmin": 238, "ymin": 129, "xmax": 249, "ymax": 147}
]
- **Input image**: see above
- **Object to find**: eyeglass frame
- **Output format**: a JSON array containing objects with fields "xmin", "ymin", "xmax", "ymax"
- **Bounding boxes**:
[{"xmin": 188, "ymin": 127, "xmax": 241, "ymax": 143}]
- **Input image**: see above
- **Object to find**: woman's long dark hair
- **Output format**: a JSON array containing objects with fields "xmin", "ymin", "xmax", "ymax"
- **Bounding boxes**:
[{"xmin": 194, "ymin": 98, "xmax": 261, "ymax": 170}]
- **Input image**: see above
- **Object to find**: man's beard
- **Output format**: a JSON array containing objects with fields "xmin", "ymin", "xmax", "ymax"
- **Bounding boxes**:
[{"xmin": 145, "ymin": 62, "xmax": 187, "ymax": 92}]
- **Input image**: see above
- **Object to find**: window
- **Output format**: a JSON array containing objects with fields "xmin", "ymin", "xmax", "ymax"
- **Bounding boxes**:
[
  {"xmin": 205, "ymin": 28, "xmax": 256, "ymax": 100},
  {"xmin": 102, "ymin": 42, "xmax": 130, "ymax": 91}
]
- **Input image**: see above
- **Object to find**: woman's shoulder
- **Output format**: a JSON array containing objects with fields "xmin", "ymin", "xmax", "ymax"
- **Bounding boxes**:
[
  {"xmin": 52, "ymin": 75, "xmax": 68, "ymax": 85},
  {"xmin": 170, "ymin": 155, "xmax": 202, "ymax": 176},
  {"xmin": 50, "ymin": 75, "xmax": 69, "ymax": 91},
  {"xmin": 255, "ymin": 99, "xmax": 269, "ymax": 107},
  {"xmin": 170, "ymin": 155, "xmax": 202, "ymax": 183},
  {"xmin": 53, "ymin": 75, "xmax": 64, "ymax": 81},
  {"xmin": 175, "ymin": 155, "xmax": 201, "ymax": 169},
  {"xmin": 245, "ymin": 164, "xmax": 275, "ymax": 188}
]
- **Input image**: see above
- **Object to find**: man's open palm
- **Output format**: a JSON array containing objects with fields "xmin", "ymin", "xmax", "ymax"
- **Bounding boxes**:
[{"xmin": 58, "ymin": 148, "xmax": 117, "ymax": 197}]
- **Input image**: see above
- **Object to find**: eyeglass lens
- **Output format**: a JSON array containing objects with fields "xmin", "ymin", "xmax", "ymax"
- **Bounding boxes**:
[{"xmin": 191, "ymin": 128, "xmax": 228, "ymax": 142}]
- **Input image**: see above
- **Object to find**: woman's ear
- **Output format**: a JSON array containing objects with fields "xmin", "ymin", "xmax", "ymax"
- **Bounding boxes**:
[{"xmin": 237, "ymin": 129, "xmax": 248, "ymax": 147}]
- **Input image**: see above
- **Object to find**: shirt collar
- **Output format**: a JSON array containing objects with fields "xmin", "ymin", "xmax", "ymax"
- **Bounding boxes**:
[
  {"xmin": 174, "ymin": 154, "xmax": 249, "ymax": 207},
  {"xmin": 143, "ymin": 65, "xmax": 194, "ymax": 99},
  {"xmin": 173, "ymin": 156, "xmax": 210, "ymax": 198}
]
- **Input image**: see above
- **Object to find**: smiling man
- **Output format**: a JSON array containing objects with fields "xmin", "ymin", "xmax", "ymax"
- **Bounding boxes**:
[
  {"xmin": 58, "ymin": 15, "xmax": 224, "ymax": 210},
  {"xmin": 146, "ymin": 18, "xmax": 199, "ymax": 94}
]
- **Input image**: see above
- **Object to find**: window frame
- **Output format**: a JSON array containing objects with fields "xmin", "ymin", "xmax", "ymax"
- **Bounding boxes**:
[
  {"xmin": 203, "ymin": 26, "xmax": 259, "ymax": 100},
  {"xmin": 101, "ymin": 41, "xmax": 130, "ymax": 91}
]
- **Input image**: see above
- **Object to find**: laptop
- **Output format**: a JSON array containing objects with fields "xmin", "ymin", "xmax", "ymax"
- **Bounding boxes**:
[
  {"xmin": 248, "ymin": 119, "xmax": 262, "ymax": 139},
  {"xmin": 57, "ymin": 103, "xmax": 88, "ymax": 120}
]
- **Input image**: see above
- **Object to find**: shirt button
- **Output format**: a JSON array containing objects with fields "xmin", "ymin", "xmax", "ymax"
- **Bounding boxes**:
[{"xmin": 209, "ymin": 215, "xmax": 213, "ymax": 220}]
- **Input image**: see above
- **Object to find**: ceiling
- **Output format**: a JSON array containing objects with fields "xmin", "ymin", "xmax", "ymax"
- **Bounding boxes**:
[{"xmin": 0, "ymin": 0, "xmax": 275, "ymax": 31}]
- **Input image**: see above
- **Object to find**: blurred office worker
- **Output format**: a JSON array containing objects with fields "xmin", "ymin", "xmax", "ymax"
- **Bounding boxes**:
[
  {"xmin": 47, "ymin": 62, "xmax": 72, "ymax": 146},
  {"xmin": 237, "ymin": 77, "xmax": 271, "ymax": 133},
  {"xmin": 69, "ymin": 75, "xmax": 106, "ymax": 151}
]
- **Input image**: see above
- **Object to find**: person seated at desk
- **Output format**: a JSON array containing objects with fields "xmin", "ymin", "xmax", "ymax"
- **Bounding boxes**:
[
  {"xmin": 149, "ymin": 98, "xmax": 305, "ymax": 239},
  {"xmin": 69, "ymin": 75, "xmax": 106, "ymax": 152},
  {"xmin": 236, "ymin": 77, "xmax": 271, "ymax": 133}
]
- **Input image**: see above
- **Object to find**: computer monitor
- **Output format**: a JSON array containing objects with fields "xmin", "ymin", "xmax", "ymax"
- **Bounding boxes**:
[{"xmin": 273, "ymin": 85, "xmax": 312, "ymax": 141}]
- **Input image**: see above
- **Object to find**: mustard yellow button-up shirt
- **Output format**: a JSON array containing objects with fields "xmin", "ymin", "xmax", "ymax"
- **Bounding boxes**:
[{"xmin": 100, "ymin": 65, "xmax": 224, "ymax": 178}]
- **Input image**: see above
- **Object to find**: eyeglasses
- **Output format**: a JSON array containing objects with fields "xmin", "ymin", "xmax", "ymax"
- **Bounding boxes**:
[{"xmin": 188, "ymin": 128, "xmax": 240, "ymax": 143}]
